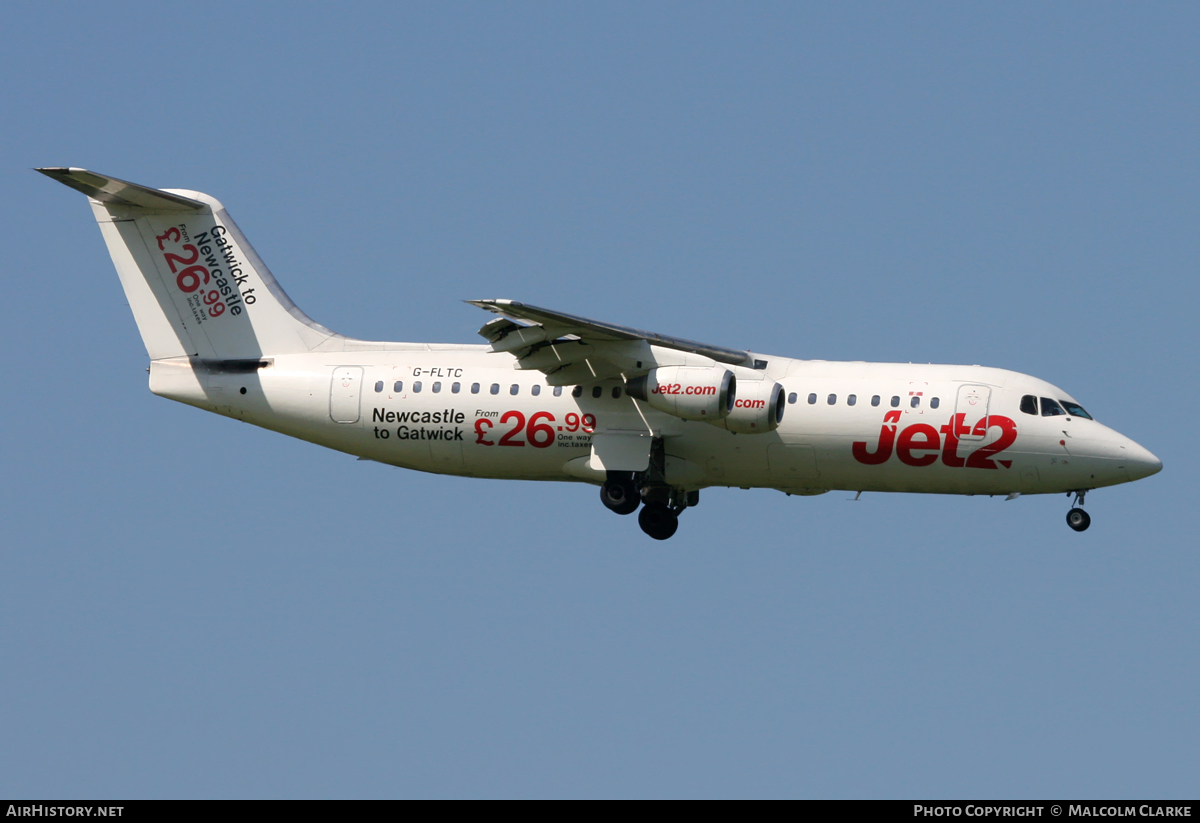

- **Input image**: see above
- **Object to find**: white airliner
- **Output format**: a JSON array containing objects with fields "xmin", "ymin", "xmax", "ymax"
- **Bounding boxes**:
[{"xmin": 40, "ymin": 168, "xmax": 1162, "ymax": 540}]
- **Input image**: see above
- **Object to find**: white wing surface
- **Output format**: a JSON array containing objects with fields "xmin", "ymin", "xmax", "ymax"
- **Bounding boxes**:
[{"xmin": 467, "ymin": 299, "xmax": 757, "ymax": 387}]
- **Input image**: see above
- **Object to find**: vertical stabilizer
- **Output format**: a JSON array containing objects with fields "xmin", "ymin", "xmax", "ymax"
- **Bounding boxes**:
[{"xmin": 39, "ymin": 168, "xmax": 337, "ymax": 360}]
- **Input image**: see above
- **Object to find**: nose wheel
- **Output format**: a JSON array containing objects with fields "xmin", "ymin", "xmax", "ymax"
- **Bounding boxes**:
[
  {"xmin": 1066, "ymin": 508, "xmax": 1091, "ymax": 532},
  {"xmin": 1066, "ymin": 490, "xmax": 1091, "ymax": 532}
]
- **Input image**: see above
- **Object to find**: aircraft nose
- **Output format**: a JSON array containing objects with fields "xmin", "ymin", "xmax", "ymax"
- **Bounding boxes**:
[{"xmin": 1125, "ymin": 439, "xmax": 1163, "ymax": 481}]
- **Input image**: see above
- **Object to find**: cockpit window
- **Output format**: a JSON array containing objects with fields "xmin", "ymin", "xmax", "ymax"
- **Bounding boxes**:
[
  {"xmin": 1020, "ymin": 395, "xmax": 1038, "ymax": 416},
  {"xmin": 1040, "ymin": 397, "xmax": 1066, "ymax": 417},
  {"xmin": 1060, "ymin": 400, "xmax": 1093, "ymax": 420}
]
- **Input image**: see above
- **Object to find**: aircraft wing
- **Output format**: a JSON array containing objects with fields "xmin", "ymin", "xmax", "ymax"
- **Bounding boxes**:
[{"xmin": 467, "ymin": 299, "xmax": 755, "ymax": 386}]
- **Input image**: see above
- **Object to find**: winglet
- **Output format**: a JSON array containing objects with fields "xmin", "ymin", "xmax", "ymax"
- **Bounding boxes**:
[{"xmin": 35, "ymin": 167, "xmax": 206, "ymax": 211}]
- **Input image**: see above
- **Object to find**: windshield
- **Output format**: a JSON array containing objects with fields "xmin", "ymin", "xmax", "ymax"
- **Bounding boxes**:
[{"xmin": 1059, "ymin": 400, "xmax": 1093, "ymax": 420}]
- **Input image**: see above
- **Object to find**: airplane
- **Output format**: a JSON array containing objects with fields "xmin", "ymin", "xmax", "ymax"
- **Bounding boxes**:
[{"xmin": 38, "ymin": 167, "xmax": 1162, "ymax": 540}]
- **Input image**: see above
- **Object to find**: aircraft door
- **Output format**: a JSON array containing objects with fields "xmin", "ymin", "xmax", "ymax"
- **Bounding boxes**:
[
  {"xmin": 955, "ymin": 384, "xmax": 991, "ymax": 441},
  {"xmin": 330, "ymin": 367, "xmax": 363, "ymax": 423}
]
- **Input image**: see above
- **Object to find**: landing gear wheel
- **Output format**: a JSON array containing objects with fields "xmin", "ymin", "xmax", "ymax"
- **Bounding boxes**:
[
  {"xmin": 638, "ymin": 502, "xmax": 679, "ymax": 540},
  {"xmin": 1066, "ymin": 508, "xmax": 1091, "ymax": 532},
  {"xmin": 600, "ymin": 478, "xmax": 640, "ymax": 515}
]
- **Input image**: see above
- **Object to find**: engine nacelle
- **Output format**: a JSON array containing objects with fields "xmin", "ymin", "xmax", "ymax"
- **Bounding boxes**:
[
  {"xmin": 626, "ymin": 366, "xmax": 735, "ymax": 422},
  {"xmin": 709, "ymin": 380, "xmax": 785, "ymax": 434}
]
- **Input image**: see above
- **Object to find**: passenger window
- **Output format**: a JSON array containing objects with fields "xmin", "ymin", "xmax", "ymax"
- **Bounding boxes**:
[
  {"xmin": 847, "ymin": 394, "xmax": 856, "ymax": 406},
  {"xmin": 871, "ymin": 395, "xmax": 880, "ymax": 407},
  {"xmin": 553, "ymin": 386, "xmax": 563, "ymax": 397},
  {"xmin": 413, "ymin": 381, "xmax": 422, "ymax": 393},
  {"xmin": 432, "ymin": 382, "xmax": 441, "ymax": 393},
  {"xmin": 394, "ymin": 381, "xmax": 404, "ymax": 393},
  {"xmin": 910, "ymin": 396, "xmax": 920, "ymax": 408},
  {"xmin": 891, "ymin": 396, "xmax": 900, "ymax": 408},
  {"xmin": 451, "ymin": 382, "xmax": 460, "ymax": 394},
  {"xmin": 1040, "ymin": 397, "xmax": 1066, "ymax": 417},
  {"xmin": 827, "ymin": 394, "xmax": 837, "ymax": 405},
  {"xmin": 471, "ymin": 383, "xmax": 480, "ymax": 394},
  {"xmin": 930, "ymin": 397, "xmax": 939, "ymax": 409},
  {"xmin": 788, "ymin": 392, "xmax": 797, "ymax": 404},
  {"xmin": 808, "ymin": 393, "xmax": 817, "ymax": 405},
  {"xmin": 490, "ymin": 383, "xmax": 500, "ymax": 395},
  {"xmin": 572, "ymin": 386, "xmax": 583, "ymax": 398},
  {"xmin": 1060, "ymin": 400, "xmax": 1092, "ymax": 420},
  {"xmin": 612, "ymin": 387, "xmax": 622, "ymax": 399},
  {"xmin": 510, "ymin": 384, "xmax": 519, "ymax": 395},
  {"xmin": 592, "ymin": 386, "xmax": 603, "ymax": 399},
  {"xmin": 374, "ymin": 381, "xmax": 383, "ymax": 393},
  {"xmin": 531, "ymin": 385, "xmax": 541, "ymax": 397},
  {"xmin": 1020, "ymin": 395, "xmax": 1038, "ymax": 416}
]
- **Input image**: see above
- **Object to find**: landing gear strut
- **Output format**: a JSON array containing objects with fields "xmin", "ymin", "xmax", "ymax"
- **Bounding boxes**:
[{"xmin": 1066, "ymin": 490, "xmax": 1091, "ymax": 532}]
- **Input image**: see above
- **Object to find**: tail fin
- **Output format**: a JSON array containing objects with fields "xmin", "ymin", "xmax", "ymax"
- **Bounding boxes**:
[{"xmin": 38, "ymin": 168, "xmax": 336, "ymax": 360}]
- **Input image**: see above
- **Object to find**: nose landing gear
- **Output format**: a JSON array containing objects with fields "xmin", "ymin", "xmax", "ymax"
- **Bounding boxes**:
[
  {"xmin": 1066, "ymin": 508, "xmax": 1091, "ymax": 531},
  {"xmin": 1066, "ymin": 490, "xmax": 1091, "ymax": 532}
]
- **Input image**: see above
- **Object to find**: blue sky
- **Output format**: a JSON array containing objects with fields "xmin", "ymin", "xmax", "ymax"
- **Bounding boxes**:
[{"xmin": 2, "ymin": 2, "xmax": 1196, "ymax": 798}]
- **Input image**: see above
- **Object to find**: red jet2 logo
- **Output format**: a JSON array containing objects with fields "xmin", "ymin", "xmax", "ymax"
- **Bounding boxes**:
[{"xmin": 852, "ymin": 411, "xmax": 1018, "ymax": 469}]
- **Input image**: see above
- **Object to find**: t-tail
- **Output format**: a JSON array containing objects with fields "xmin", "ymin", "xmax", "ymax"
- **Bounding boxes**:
[{"xmin": 37, "ymin": 168, "xmax": 338, "ymax": 362}]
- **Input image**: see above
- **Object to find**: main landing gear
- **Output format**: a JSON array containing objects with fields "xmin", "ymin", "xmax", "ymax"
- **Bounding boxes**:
[
  {"xmin": 600, "ymin": 467, "xmax": 698, "ymax": 541},
  {"xmin": 638, "ymin": 502, "xmax": 679, "ymax": 541},
  {"xmin": 600, "ymin": 472, "xmax": 640, "ymax": 516},
  {"xmin": 1066, "ymin": 490, "xmax": 1091, "ymax": 532},
  {"xmin": 636, "ymin": 489, "xmax": 697, "ymax": 540}
]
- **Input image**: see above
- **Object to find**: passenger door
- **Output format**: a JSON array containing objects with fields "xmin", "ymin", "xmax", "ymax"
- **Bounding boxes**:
[
  {"xmin": 330, "ymin": 367, "xmax": 363, "ymax": 423},
  {"xmin": 955, "ymin": 384, "xmax": 991, "ymax": 441}
]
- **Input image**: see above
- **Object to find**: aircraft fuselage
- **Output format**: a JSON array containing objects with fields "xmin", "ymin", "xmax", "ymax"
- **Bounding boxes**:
[{"xmin": 150, "ymin": 349, "xmax": 1160, "ymax": 499}]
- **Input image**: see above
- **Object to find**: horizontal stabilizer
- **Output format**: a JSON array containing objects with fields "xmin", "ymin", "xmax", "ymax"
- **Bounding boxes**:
[{"xmin": 35, "ymin": 168, "xmax": 206, "ymax": 211}]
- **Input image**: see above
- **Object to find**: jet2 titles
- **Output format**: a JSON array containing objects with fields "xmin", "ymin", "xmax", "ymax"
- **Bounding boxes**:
[{"xmin": 853, "ymin": 411, "xmax": 1019, "ymax": 469}]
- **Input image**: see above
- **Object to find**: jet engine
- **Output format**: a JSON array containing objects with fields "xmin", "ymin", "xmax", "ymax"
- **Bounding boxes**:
[
  {"xmin": 709, "ymin": 380, "xmax": 786, "ymax": 434},
  {"xmin": 626, "ymin": 366, "xmax": 736, "ymax": 422}
]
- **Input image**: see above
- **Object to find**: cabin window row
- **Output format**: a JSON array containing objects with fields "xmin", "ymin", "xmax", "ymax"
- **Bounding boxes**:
[
  {"xmin": 787, "ymin": 392, "xmax": 940, "ymax": 410},
  {"xmin": 373, "ymin": 381, "xmax": 624, "ymax": 399}
]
